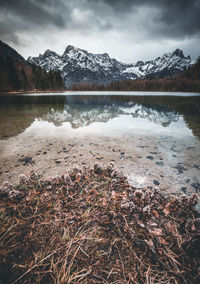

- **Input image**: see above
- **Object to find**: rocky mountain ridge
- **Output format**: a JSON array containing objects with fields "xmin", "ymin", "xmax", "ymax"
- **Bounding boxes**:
[{"xmin": 28, "ymin": 46, "xmax": 192, "ymax": 87}]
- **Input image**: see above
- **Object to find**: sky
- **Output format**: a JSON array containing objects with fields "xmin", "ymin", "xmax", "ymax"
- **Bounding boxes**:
[{"xmin": 0, "ymin": 0, "xmax": 200, "ymax": 63}]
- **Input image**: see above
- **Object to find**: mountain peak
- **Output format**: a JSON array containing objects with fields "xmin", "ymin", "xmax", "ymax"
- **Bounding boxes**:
[
  {"xmin": 172, "ymin": 48, "xmax": 186, "ymax": 59},
  {"xmin": 64, "ymin": 45, "xmax": 80, "ymax": 54},
  {"xmin": 65, "ymin": 44, "xmax": 75, "ymax": 50},
  {"xmin": 43, "ymin": 49, "xmax": 58, "ymax": 57}
]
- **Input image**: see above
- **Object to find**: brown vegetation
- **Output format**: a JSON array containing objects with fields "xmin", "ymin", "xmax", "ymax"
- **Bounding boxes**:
[{"xmin": 0, "ymin": 164, "xmax": 199, "ymax": 283}]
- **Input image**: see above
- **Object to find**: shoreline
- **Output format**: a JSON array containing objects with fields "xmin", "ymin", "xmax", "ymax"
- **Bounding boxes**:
[
  {"xmin": 1, "ymin": 90, "xmax": 200, "ymax": 95},
  {"xmin": 0, "ymin": 89, "xmax": 68, "ymax": 95}
]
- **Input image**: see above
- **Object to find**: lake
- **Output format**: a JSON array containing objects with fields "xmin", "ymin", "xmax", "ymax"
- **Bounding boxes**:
[{"xmin": 0, "ymin": 91, "xmax": 200, "ymax": 200}]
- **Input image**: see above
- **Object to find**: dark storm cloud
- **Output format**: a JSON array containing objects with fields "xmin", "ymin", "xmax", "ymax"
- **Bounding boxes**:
[
  {"xmin": 1, "ymin": 0, "xmax": 200, "ymax": 43},
  {"xmin": 88, "ymin": 0, "xmax": 200, "ymax": 38},
  {"xmin": 0, "ymin": 0, "xmax": 70, "ymax": 43},
  {"xmin": 0, "ymin": 0, "xmax": 67, "ymax": 27}
]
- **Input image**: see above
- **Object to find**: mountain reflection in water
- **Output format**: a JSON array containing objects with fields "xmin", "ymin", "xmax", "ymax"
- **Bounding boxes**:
[
  {"xmin": 44, "ymin": 102, "xmax": 179, "ymax": 128},
  {"xmin": 0, "ymin": 94, "xmax": 200, "ymax": 139}
]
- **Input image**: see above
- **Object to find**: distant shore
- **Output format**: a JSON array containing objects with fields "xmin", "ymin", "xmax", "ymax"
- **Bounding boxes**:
[
  {"xmin": 0, "ymin": 89, "xmax": 67, "ymax": 95},
  {"xmin": 1, "ymin": 89, "xmax": 200, "ymax": 95}
]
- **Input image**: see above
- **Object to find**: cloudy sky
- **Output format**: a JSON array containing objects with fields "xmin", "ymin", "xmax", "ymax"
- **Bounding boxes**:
[{"xmin": 0, "ymin": 0, "xmax": 200, "ymax": 63}]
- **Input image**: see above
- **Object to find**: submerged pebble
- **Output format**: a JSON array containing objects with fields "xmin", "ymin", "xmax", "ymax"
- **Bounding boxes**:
[
  {"xmin": 146, "ymin": 156, "xmax": 154, "ymax": 160},
  {"xmin": 156, "ymin": 161, "xmax": 164, "ymax": 166},
  {"xmin": 153, "ymin": 180, "xmax": 160, "ymax": 186}
]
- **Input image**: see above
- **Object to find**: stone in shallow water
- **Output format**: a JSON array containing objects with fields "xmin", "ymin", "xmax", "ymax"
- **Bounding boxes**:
[
  {"xmin": 146, "ymin": 156, "xmax": 154, "ymax": 160},
  {"xmin": 194, "ymin": 164, "xmax": 200, "ymax": 170},
  {"xmin": 18, "ymin": 156, "xmax": 34, "ymax": 166},
  {"xmin": 181, "ymin": 187, "xmax": 187, "ymax": 194},
  {"xmin": 191, "ymin": 183, "xmax": 200, "ymax": 193},
  {"xmin": 153, "ymin": 180, "xmax": 160, "ymax": 186},
  {"xmin": 156, "ymin": 161, "xmax": 164, "ymax": 166},
  {"xmin": 174, "ymin": 164, "xmax": 188, "ymax": 174}
]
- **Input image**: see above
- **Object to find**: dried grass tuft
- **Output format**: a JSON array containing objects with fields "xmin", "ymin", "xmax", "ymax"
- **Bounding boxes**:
[{"xmin": 0, "ymin": 164, "xmax": 199, "ymax": 283}]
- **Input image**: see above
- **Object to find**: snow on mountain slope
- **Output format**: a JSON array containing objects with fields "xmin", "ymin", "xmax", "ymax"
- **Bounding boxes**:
[
  {"xmin": 29, "ymin": 50, "xmax": 63, "ymax": 72},
  {"xmin": 28, "ymin": 47, "xmax": 192, "ymax": 87},
  {"xmin": 123, "ymin": 49, "xmax": 191, "ymax": 79}
]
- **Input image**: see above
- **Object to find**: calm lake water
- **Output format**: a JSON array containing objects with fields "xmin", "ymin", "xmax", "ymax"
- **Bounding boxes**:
[
  {"xmin": 0, "ymin": 91, "xmax": 200, "ymax": 201},
  {"xmin": 0, "ymin": 91, "xmax": 200, "ymax": 139}
]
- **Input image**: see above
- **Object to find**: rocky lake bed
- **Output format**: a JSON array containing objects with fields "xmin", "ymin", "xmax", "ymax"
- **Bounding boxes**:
[{"xmin": 0, "ymin": 133, "xmax": 200, "ymax": 201}]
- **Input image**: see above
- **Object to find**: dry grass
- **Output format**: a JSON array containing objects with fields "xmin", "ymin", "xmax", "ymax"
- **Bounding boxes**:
[{"xmin": 0, "ymin": 164, "xmax": 199, "ymax": 283}]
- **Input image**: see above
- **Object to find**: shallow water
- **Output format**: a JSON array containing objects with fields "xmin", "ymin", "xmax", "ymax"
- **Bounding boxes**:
[{"xmin": 0, "ymin": 92, "xmax": 200, "ymax": 200}]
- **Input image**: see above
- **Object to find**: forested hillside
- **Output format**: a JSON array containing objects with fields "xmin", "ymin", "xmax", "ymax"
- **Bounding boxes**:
[{"xmin": 0, "ymin": 41, "xmax": 65, "ymax": 92}]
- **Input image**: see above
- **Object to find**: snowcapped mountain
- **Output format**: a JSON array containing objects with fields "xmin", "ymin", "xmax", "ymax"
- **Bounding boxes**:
[
  {"xmin": 123, "ymin": 49, "xmax": 191, "ymax": 79},
  {"xmin": 28, "ymin": 46, "xmax": 192, "ymax": 87}
]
